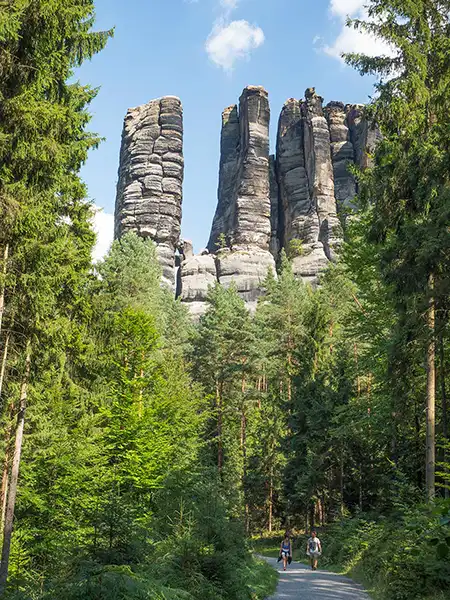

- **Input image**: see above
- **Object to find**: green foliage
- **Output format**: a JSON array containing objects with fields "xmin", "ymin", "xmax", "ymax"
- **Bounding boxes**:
[
  {"xmin": 215, "ymin": 233, "xmax": 227, "ymax": 251},
  {"xmin": 323, "ymin": 502, "xmax": 450, "ymax": 600},
  {"xmin": 2, "ymin": 1, "xmax": 450, "ymax": 599},
  {"xmin": 287, "ymin": 239, "xmax": 304, "ymax": 259},
  {"xmin": 3, "ymin": 231, "xmax": 275, "ymax": 600}
]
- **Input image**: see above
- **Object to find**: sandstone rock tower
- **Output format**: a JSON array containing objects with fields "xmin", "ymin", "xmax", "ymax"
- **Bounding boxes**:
[
  {"xmin": 114, "ymin": 96, "xmax": 184, "ymax": 288},
  {"xmin": 180, "ymin": 86, "xmax": 276, "ymax": 318},
  {"xmin": 276, "ymin": 91, "xmax": 340, "ymax": 284},
  {"xmin": 113, "ymin": 87, "xmax": 379, "ymax": 318}
]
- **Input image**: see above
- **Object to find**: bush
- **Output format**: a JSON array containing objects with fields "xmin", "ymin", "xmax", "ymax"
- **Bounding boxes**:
[
  {"xmin": 321, "ymin": 501, "xmax": 450, "ymax": 600},
  {"xmin": 6, "ymin": 470, "xmax": 276, "ymax": 600}
]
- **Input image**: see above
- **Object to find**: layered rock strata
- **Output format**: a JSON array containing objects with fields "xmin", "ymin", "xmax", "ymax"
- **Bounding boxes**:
[
  {"xmin": 114, "ymin": 88, "xmax": 378, "ymax": 318},
  {"xmin": 208, "ymin": 86, "xmax": 273, "ymax": 250},
  {"xmin": 325, "ymin": 101, "xmax": 357, "ymax": 216},
  {"xmin": 204, "ymin": 86, "xmax": 276, "ymax": 311},
  {"xmin": 269, "ymin": 155, "xmax": 280, "ymax": 256},
  {"xmin": 114, "ymin": 96, "xmax": 184, "ymax": 288},
  {"xmin": 179, "ymin": 241, "xmax": 217, "ymax": 320},
  {"xmin": 275, "ymin": 91, "xmax": 339, "ymax": 284},
  {"xmin": 346, "ymin": 104, "xmax": 382, "ymax": 170},
  {"xmin": 273, "ymin": 90, "xmax": 380, "ymax": 285}
]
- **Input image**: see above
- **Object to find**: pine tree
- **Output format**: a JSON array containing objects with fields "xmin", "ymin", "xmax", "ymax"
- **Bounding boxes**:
[
  {"xmin": 0, "ymin": 0, "xmax": 112, "ymax": 590},
  {"xmin": 193, "ymin": 283, "xmax": 257, "ymax": 512},
  {"xmin": 345, "ymin": 0, "xmax": 450, "ymax": 501}
]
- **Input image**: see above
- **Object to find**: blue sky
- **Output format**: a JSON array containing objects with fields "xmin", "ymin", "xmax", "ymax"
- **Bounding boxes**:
[{"xmin": 79, "ymin": 0, "xmax": 387, "ymax": 259}]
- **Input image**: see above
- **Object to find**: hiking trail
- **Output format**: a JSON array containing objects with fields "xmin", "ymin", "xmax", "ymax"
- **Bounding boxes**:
[{"xmin": 264, "ymin": 556, "xmax": 371, "ymax": 600}]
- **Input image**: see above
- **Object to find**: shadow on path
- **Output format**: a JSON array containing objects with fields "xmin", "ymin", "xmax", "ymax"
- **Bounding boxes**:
[{"xmin": 262, "ymin": 556, "xmax": 371, "ymax": 600}]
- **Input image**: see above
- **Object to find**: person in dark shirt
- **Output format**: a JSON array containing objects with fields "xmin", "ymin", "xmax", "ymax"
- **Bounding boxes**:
[{"xmin": 279, "ymin": 535, "xmax": 292, "ymax": 571}]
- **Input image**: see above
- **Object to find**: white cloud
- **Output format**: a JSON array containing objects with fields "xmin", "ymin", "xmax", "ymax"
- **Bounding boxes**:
[
  {"xmin": 322, "ymin": 0, "xmax": 395, "ymax": 63},
  {"xmin": 329, "ymin": 0, "xmax": 365, "ymax": 19},
  {"xmin": 324, "ymin": 21, "xmax": 394, "ymax": 60},
  {"xmin": 220, "ymin": 0, "xmax": 239, "ymax": 8},
  {"xmin": 92, "ymin": 206, "xmax": 114, "ymax": 263},
  {"xmin": 206, "ymin": 19, "xmax": 265, "ymax": 71}
]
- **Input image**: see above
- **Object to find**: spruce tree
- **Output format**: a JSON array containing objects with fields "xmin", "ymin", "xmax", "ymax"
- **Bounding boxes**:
[
  {"xmin": 0, "ymin": 0, "xmax": 112, "ymax": 590},
  {"xmin": 345, "ymin": 0, "xmax": 450, "ymax": 501},
  {"xmin": 193, "ymin": 283, "xmax": 257, "ymax": 512}
]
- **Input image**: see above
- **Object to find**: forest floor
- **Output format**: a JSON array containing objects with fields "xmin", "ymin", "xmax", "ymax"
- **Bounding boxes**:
[{"xmin": 262, "ymin": 556, "xmax": 371, "ymax": 600}]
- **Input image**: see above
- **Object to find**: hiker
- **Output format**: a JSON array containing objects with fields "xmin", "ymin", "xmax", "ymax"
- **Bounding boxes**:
[
  {"xmin": 279, "ymin": 534, "xmax": 292, "ymax": 571},
  {"xmin": 306, "ymin": 530, "xmax": 322, "ymax": 570}
]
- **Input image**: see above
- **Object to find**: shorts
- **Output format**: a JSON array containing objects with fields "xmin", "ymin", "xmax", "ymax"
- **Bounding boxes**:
[
  {"xmin": 281, "ymin": 551, "xmax": 290, "ymax": 558},
  {"xmin": 309, "ymin": 552, "xmax": 320, "ymax": 559}
]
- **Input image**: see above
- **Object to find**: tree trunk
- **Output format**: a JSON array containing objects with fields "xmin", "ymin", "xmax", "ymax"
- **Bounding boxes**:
[
  {"xmin": 241, "ymin": 409, "xmax": 247, "ymax": 483},
  {"xmin": 354, "ymin": 343, "xmax": 360, "ymax": 398},
  {"xmin": 309, "ymin": 503, "xmax": 314, "ymax": 530},
  {"xmin": 216, "ymin": 380, "xmax": 223, "ymax": 472},
  {"xmin": 391, "ymin": 410, "xmax": 398, "ymax": 467},
  {"xmin": 340, "ymin": 446, "xmax": 345, "ymax": 516},
  {"xmin": 426, "ymin": 274, "xmax": 436, "ymax": 502},
  {"xmin": 287, "ymin": 350, "xmax": 292, "ymax": 403},
  {"xmin": 0, "ymin": 342, "xmax": 31, "ymax": 594},
  {"xmin": 240, "ymin": 370, "xmax": 248, "ymax": 530},
  {"xmin": 138, "ymin": 351, "xmax": 144, "ymax": 418},
  {"xmin": 0, "ymin": 332, "xmax": 10, "ymax": 403},
  {"xmin": 439, "ymin": 334, "xmax": 449, "ymax": 498},
  {"xmin": 359, "ymin": 463, "xmax": 363, "ymax": 511},
  {"xmin": 0, "ymin": 335, "xmax": 14, "ymax": 535},
  {"xmin": 0, "ymin": 244, "xmax": 9, "ymax": 338},
  {"xmin": 415, "ymin": 401, "xmax": 423, "ymax": 489},
  {"xmin": 268, "ymin": 472, "xmax": 273, "ymax": 533}
]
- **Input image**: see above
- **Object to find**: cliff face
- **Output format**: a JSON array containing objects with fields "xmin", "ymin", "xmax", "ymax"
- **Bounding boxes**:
[
  {"xmin": 114, "ymin": 96, "xmax": 184, "ymax": 288},
  {"xmin": 182, "ymin": 86, "xmax": 276, "ymax": 317},
  {"xmin": 114, "ymin": 87, "xmax": 378, "ymax": 318},
  {"xmin": 276, "ymin": 93, "xmax": 333, "ymax": 284}
]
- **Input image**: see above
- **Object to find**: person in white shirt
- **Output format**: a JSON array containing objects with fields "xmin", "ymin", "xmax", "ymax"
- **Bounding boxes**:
[{"xmin": 306, "ymin": 530, "xmax": 322, "ymax": 570}]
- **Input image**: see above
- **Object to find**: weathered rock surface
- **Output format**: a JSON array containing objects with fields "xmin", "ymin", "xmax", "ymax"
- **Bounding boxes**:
[
  {"xmin": 113, "ymin": 88, "xmax": 379, "ymax": 314},
  {"xmin": 325, "ymin": 101, "xmax": 357, "ymax": 216},
  {"xmin": 275, "ymin": 91, "xmax": 338, "ymax": 283},
  {"xmin": 273, "ymin": 90, "xmax": 379, "ymax": 285},
  {"xmin": 207, "ymin": 105, "xmax": 240, "ymax": 252},
  {"xmin": 347, "ymin": 104, "xmax": 382, "ymax": 170},
  {"xmin": 216, "ymin": 248, "xmax": 276, "ymax": 312},
  {"xmin": 303, "ymin": 88, "xmax": 342, "ymax": 260},
  {"xmin": 276, "ymin": 97, "xmax": 314, "ymax": 248},
  {"xmin": 208, "ymin": 86, "xmax": 272, "ymax": 252},
  {"xmin": 206, "ymin": 86, "xmax": 276, "ymax": 307},
  {"xmin": 179, "ymin": 243, "xmax": 217, "ymax": 320},
  {"xmin": 114, "ymin": 96, "xmax": 184, "ymax": 288}
]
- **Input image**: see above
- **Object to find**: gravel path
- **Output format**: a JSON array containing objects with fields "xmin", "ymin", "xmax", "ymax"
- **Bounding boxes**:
[{"xmin": 264, "ymin": 557, "xmax": 371, "ymax": 600}]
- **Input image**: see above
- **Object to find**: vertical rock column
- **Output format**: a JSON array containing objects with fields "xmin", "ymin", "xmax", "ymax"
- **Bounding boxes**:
[
  {"xmin": 303, "ymin": 88, "xmax": 342, "ymax": 260},
  {"xmin": 206, "ymin": 86, "xmax": 276, "ymax": 309},
  {"xmin": 232, "ymin": 86, "xmax": 272, "ymax": 249},
  {"xmin": 276, "ymin": 96, "xmax": 328, "ymax": 284},
  {"xmin": 346, "ymin": 104, "xmax": 382, "ymax": 170},
  {"xmin": 325, "ymin": 101, "xmax": 357, "ymax": 216},
  {"xmin": 114, "ymin": 96, "xmax": 184, "ymax": 288},
  {"xmin": 181, "ymin": 87, "xmax": 275, "ymax": 317}
]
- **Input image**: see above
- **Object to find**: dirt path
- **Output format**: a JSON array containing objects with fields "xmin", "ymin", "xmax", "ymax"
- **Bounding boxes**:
[{"xmin": 264, "ymin": 557, "xmax": 371, "ymax": 600}]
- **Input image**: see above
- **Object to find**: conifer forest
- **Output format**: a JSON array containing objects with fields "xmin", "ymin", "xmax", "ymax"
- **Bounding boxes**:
[{"xmin": 0, "ymin": 1, "xmax": 449, "ymax": 599}]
